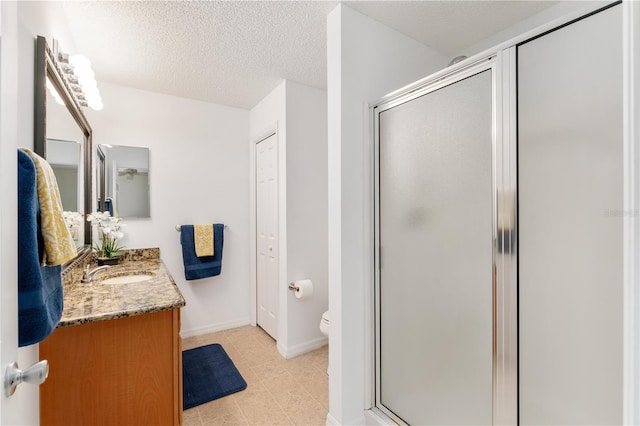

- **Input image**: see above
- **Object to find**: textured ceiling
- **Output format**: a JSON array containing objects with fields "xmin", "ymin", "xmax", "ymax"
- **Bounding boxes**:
[
  {"xmin": 62, "ymin": 1, "xmax": 559, "ymax": 110},
  {"xmin": 346, "ymin": 1, "xmax": 560, "ymax": 55}
]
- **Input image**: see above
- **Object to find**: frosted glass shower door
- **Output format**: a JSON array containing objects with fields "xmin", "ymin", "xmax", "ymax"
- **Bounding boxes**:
[
  {"xmin": 376, "ymin": 70, "xmax": 493, "ymax": 425},
  {"xmin": 518, "ymin": 5, "xmax": 623, "ymax": 425}
]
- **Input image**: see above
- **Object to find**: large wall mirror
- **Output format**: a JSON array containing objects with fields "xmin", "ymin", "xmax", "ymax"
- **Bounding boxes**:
[
  {"xmin": 97, "ymin": 144, "xmax": 150, "ymax": 218},
  {"xmin": 34, "ymin": 35, "xmax": 93, "ymax": 264}
]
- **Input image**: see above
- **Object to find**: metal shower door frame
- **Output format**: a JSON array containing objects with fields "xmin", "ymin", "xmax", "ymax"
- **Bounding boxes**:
[{"xmin": 370, "ymin": 51, "xmax": 518, "ymax": 425}]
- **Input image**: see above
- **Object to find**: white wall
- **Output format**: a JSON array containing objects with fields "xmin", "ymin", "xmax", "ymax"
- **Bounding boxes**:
[
  {"xmin": 326, "ymin": 5, "xmax": 448, "ymax": 424},
  {"xmin": 106, "ymin": 145, "xmax": 149, "ymax": 171},
  {"xmin": 249, "ymin": 80, "xmax": 329, "ymax": 358},
  {"xmin": 87, "ymin": 82, "xmax": 251, "ymax": 336},
  {"xmin": 249, "ymin": 81, "xmax": 286, "ymax": 141},
  {"xmin": 285, "ymin": 81, "xmax": 328, "ymax": 355},
  {"xmin": 1, "ymin": 2, "xmax": 80, "ymax": 424},
  {"xmin": 0, "ymin": 2, "xmax": 23, "ymax": 424},
  {"xmin": 46, "ymin": 139, "xmax": 80, "ymax": 167},
  {"xmin": 249, "ymin": 80, "xmax": 287, "ymax": 348}
]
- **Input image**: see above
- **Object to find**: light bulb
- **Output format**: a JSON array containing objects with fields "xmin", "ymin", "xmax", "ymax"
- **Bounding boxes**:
[
  {"xmin": 89, "ymin": 98, "xmax": 103, "ymax": 111},
  {"xmin": 74, "ymin": 67, "xmax": 95, "ymax": 81},
  {"xmin": 78, "ymin": 75, "xmax": 97, "ymax": 90},
  {"xmin": 69, "ymin": 54, "xmax": 91, "ymax": 72},
  {"xmin": 83, "ymin": 87, "xmax": 99, "ymax": 100},
  {"xmin": 88, "ymin": 93, "xmax": 103, "ymax": 104}
]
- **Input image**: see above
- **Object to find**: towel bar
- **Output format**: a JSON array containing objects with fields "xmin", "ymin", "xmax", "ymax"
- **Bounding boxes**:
[{"xmin": 175, "ymin": 224, "xmax": 228, "ymax": 232}]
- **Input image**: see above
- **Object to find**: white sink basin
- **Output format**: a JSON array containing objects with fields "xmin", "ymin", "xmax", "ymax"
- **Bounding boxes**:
[{"xmin": 100, "ymin": 273, "xmax": 155, "ymax": 285}]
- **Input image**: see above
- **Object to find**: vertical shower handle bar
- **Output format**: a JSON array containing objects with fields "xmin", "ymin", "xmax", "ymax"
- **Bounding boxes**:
[{"xmin": 492, "ymin": 46, "xmax": 519, "ymax": 426}]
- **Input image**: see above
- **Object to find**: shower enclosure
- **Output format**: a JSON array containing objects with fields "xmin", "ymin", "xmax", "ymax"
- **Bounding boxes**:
[
  {"xmin": 374, "ymin": 56, "xmax": 517, "ymax": 426},
  {"xmin": 372, "ymin": 3, "xmax": 622, "ymax": 425}
]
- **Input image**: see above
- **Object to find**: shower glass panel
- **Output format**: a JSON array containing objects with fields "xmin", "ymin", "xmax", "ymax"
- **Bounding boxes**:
[
  {"xmin": 376, "ymin": 70, "xmax": 493, "ymax": 425},
  {"xmin": 518, "ymin": 4, "xmax": 623, "ymax": 425}
]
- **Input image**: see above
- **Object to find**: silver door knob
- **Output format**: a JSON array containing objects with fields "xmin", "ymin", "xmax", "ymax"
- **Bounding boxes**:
[
  {"xmin": 4, "ymin": 360, "xmax": 49, "ymax": 397},
  {"xmin": 269, "ymin": 247, "xmax": 273, "ymax": 251}
]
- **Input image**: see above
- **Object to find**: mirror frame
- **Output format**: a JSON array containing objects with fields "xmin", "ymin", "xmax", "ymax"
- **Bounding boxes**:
[
  {"xmin": 96, "ymin": 144, "xmax": 106, "ymax": 213},
  {"xmin": 34, "ymin": 35, "xmax": 93, "ymax": 264}
]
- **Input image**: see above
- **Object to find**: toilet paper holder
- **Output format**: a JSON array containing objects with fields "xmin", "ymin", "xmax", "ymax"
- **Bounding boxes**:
[{"xmin": 288, "ymin": 280, "xmax": 313, "ymax": 299}]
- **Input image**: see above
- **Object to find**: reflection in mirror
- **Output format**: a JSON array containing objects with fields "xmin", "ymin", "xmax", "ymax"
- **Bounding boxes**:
[
  {"xmin": 46, "ymin": 139, "xmax": 81, "ymax": 211},
  {"xmin": 35, "ymin": 35, "xmax": 93, "ymax": 265},
  {"xmin": 98, "ymin": 145, "xmax": 150, "ymax": 218},
  {"xmin": 46, "ymin": 83, "xmax": 84, "ymax": 225}
]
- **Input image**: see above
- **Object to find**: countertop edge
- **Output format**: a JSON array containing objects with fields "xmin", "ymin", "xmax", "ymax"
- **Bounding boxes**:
[
  {"xmin": 58, "ymin": 299, "xmax": 186, "ymax": 327},
  {"xmin": 57, "ymin": 254, "xmax": 186, "ymax": 328}
]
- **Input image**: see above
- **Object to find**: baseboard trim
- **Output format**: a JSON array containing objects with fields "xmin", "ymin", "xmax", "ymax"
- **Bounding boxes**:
[
  {"xmin": 277, "ymin": 342, "xmax": 288, "ymax": 359},
  {"xmin": 180, "ymin": 317, "xmax": 251, "ymax": 338},
  {"xmin": 326, "ymin": 412, "xmax": 367, "ymax": 426},
  {"xmin": 325, "ymin": 413, "xmax": 340, "ymax": 426},
  {"xmin": 364, "ymin": 409, "xmax": 394, "ymax": 425},
  {"xmin": 279, "ymin": 336, "xmax": 328, "ymax": 359}
]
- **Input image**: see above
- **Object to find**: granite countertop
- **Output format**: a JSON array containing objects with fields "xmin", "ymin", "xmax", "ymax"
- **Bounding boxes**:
[{"xmin": 59, "ymin": 248, "xmax": 185, "ymax": 327}]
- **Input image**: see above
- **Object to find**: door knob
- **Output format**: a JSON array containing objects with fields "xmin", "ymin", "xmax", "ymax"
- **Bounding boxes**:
[{"xmin": 4, "ymin": 360, "xmax": 49, "ymax": 397}]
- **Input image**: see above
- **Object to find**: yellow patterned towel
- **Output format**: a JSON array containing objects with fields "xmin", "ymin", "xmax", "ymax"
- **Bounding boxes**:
[
  {"xmin": 21, "ymin": 148, "xmax": 77, "ymax": 266},
  {"xmin": 194, "ymin": 224, "xmax": 214, "ymax": 257}
]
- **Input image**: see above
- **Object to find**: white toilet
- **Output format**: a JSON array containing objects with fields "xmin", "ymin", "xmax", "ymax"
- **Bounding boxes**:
[
  {"xmin": 319, "ymin": 310, "xmax": 329, "ymax": 337},
  {"xmin": 319, "ymin": 310, "xmax": 329, "ymax": 374}
]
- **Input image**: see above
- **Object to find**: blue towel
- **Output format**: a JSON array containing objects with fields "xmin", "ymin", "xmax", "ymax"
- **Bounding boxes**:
[
  {"xmin": 104, "ymin": 198, "xmax": 113, "ymax": 216},
  {"xmin": 17, "ymin": 150, "xmax": 63, "ymax": 347},
  {"xmin": 180, "ymin": 224, "xmax": 224, "ymax": 280}
]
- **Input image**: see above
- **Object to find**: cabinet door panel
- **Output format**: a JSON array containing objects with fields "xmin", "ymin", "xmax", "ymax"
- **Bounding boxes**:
[{"xmin": 40, "ymin": 310, "xmax": 180, "ymax": 425}]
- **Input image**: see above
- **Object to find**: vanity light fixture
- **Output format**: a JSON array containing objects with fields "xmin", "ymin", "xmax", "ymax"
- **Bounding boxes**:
[
  {"xmin": 45, "ymin": 77, "xmax": 65, "ymax": 106},
  {"xmin": 52, "ymin": 39, "xmax": 103, "ymax": 111}
]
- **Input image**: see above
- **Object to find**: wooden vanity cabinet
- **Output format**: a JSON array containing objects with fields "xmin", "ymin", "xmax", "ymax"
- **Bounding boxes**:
[{"xmin": 40, "ymin": 309, "xmax": 183, "ymax": 426}]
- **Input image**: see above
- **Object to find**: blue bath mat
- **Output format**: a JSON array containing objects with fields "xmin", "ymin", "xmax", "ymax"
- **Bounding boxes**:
[{"xmin": 182, "ymin": 343, "xmax": 247, "ymax": 409}]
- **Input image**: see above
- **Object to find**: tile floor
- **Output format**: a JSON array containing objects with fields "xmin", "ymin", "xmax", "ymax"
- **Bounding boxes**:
[{"xmin": 182, "ymin": 325, "xmax": 328, "ymax": 426}]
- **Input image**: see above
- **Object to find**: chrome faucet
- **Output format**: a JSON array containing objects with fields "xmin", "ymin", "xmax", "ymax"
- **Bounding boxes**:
[{"xmin": 81, "ymin": 265, "xmax": 110, "ymax": 283}]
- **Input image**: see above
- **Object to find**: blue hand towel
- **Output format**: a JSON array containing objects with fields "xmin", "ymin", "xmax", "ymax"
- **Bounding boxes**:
[
  {"xmin": 17, "ymin": 150, "xmax": 63, "ymax": 347},
  {"xmin": 104, "ymin": 198, "xmax": 113, "ymax": 216},
  {"xmin": 180, "ymin": 224, "xmax": 224, "ymax": 280}
]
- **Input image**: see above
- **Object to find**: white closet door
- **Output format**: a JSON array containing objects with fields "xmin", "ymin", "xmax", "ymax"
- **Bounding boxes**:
[
  {"xmin": 256, "ymin": 134, "xmax": 278, "ymax": 339},
  {"xmin": 518, "ymin": 5, "xmax": 623, "ymax": 425}
]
